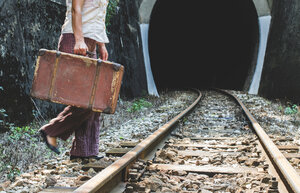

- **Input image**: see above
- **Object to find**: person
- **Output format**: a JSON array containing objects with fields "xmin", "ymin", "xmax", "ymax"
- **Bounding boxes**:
[{"xmin": 39, "ymin": 0, "xmax": 109, "ymax": 160}]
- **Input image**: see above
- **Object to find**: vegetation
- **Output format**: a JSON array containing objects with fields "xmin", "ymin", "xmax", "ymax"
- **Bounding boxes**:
[
  {"xmin": 284, "ymin": 104, "xmax": 298, "ymax": 115},
  {"xmin": 0, "ymin": 86, "xmax": 9, "ymax": 131},
  {"xmin": 0, "ymin": 85, "xmax": 58, "ymax": 181},
  {"xmin": 127, "ymin": 98, "xmax": 152, "ymax": 112},
  {"xmin": 0, "ymin": 122, "xmax": 71, "ymax": 182},
  {"xmin": 106, "ymin": 0, "xmax": 119, "ymax": 27},
  {"xmin": 0, "ymin": 125, "xmax": 39, "ymax": 181}
]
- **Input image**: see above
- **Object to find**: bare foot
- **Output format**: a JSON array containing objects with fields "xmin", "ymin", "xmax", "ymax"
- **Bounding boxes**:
[{"xmin": 47, "ymin": 136, "xmax": 57, "ymax": 147}]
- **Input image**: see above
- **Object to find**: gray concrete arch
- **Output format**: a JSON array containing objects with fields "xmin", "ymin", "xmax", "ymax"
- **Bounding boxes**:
[
  {"xmin": 139, "ymin": 0, "xmax": 273, "ymax": 95},
  {"xmin": 139, "ymin": 0, "xmax": 272, "ymax": 24}
]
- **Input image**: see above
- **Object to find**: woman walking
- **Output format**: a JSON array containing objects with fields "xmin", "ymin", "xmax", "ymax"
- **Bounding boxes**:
[{"xmin": 40, "ymin": 0, "xmax": 109, "ymax": 160}]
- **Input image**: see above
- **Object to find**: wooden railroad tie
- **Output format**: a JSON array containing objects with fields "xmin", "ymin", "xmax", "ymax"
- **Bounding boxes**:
[
  {"xmin": 169, "ymin": 143, "xmax": 299, "ymax": 151},
  {"xmin": 39, "ymin": 187, "xmax": 76, "ymax": 193},
  {"xmin": 120, "ymin": 141, "xmax": 139, "ymax": 148},
  {"xmin": 106, "ymin": 147, "xmax": 132, "ymax": 156},
  {"xmin": 105, "ymin": 141, "xmax": 139, "ymax": 156},
  {"xmin": 148, "ymin": 164, "xmax": 260, "ymax": 175}
]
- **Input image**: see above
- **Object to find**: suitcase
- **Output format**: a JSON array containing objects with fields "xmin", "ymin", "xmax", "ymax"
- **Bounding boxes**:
[{"xmin": 31, "ymin": 49, "xmax": 124, "ymax": 114}]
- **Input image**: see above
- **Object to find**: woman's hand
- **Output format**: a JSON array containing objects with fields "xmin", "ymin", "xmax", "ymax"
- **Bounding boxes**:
[
  {"xmin": 98, "ymin": 42, "xmax": 108, "ymax": 61},
  {"xmin": 74, "ymin": 39, "xmax": 88, "ymax": 56}
]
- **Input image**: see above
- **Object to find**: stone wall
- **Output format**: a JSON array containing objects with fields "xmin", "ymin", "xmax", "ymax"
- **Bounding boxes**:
[
  {"xmin": 0, "ymin": 0, "xmax": 66, "ymax": 126},
  {"xmin": 107, "ymin": 0, "xmax": 147, "ymax": 98},
  {"xmin": 259, "ymin": 1, "xmax": 300, "ymax": 102},
  {"xmin": 0, "ymin": 0, "xmax": 147, "ymax": 126}
]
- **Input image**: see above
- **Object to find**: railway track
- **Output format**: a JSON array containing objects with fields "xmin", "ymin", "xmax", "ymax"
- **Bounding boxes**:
[
  {"xmin": 69, "ymin": 89, "xmax": 300, "ymax": 193},
  {"xmin": 4, "ymin": 89, "xmax": 300, "ymax": 192}
]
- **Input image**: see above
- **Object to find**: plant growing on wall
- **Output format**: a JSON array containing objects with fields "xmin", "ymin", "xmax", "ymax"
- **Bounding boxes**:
[
  {"xmin": 106, "ymin": 0, "xmax": 119, "ymax": 27},
  {"xmin": 0, "ymin": 86, "xmax": 8, "ymax": 130}
]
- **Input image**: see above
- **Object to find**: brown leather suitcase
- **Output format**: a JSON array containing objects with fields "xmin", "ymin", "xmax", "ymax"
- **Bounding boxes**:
[{"xmin": 31, "ymin": 49, "xmax": 124, "ymax": 114}]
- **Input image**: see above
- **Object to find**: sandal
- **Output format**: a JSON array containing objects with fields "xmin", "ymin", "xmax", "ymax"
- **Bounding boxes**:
[{"xmin": 40, "ymin": 130, "xmax": 60, "ymax": 155}]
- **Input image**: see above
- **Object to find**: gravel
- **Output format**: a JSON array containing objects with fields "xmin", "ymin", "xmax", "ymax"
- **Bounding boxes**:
[
  {"xmin": 231, "ymin": 90, "xmax": 300, "ymax": 141},
  {"xmin": 1, "ymin": 89, "xmax": 300, "ymax": 192},
  {"xmin": 0, "ymin": 90, "xmax": 198, "ymax": 192}
]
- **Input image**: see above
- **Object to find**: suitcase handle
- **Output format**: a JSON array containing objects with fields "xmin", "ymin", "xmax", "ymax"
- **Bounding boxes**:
[
  {"xmin": 86, "ymin": 51, "xmax": 95, "ymax": 56},
  {"xmin": 73, "ymin": 51, "xmax": 95, "ymax": 56}
]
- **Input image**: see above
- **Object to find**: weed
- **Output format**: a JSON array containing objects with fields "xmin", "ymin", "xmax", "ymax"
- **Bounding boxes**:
[
  {"xmin": 106, "ymin": 0, "xmax": 119, "ymax": 27},
  {"xmin": 284, "ymin": 104, "xmax": 298, "ymax": 115},
  {"xmin": 127, "ymin": 98, "xmax": 152, "ymax": 112},
  {"xmin": 8, "ymin": 126, "xmax": 37, "ymax": 141},
  {"xmin": 6, "ymin": 167, "xmax": 21, "ymax": 181},
  {"xmin": 0, "ymin": 86, "xmax": 9, "ymax": 130},
  {"xmin": 182, "ymin": 117, "xmax": 188, "ymax": 123}
]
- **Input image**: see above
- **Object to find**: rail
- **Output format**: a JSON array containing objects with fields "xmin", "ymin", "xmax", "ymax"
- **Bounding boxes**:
[
  {"xmin": 74, "ymin": 89, "xmax": 202, "ymax": 193},
  {"xmin": 218, "ymin": 89, "xmax": 300, "ymax": 193}
]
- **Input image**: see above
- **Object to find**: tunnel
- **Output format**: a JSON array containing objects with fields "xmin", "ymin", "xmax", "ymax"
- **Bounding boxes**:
[{"xmin": 148, "ymin": 0, "xmax": 259, "ymax": 90}]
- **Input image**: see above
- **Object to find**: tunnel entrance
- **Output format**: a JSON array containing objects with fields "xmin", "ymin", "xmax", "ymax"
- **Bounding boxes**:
[{"xmin": 149, "ymin": 0, "xmax": 259, "ymax": 90}]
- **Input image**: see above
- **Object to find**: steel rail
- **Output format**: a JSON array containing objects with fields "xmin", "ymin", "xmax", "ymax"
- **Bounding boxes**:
[
  {"xmin": 218, "ymin": 89, "xmax": 300, "ymax": 193},
  {"xmin": 74, "ymin": 90, "xmax": 202, "ymax": 193}
]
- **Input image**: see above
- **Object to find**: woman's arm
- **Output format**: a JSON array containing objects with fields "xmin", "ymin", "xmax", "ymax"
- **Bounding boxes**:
[{"xmin": 72, "ymin": 0, "xmax": 88, "ymax": 56}]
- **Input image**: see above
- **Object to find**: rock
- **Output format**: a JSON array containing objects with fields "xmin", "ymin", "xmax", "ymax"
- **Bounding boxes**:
[
  {"xmin": 45, "ymin": 176, "xmax": 57, "ymax": 187},
  {"xmin": 257, "ymin": 167, "xmax": 264, "ymax": 172},
  {"xmin": 261, "ymin": 177, "xmax": 271, "ymax": 184},
  {"xmin": 41, "ymin": 169, "xmax": 56, "ymax": 175},
  {"xmin": 186, "ymin": 173, "xmax": 208, "ymax": 181},
  {"xmin": 201, "ymin": 189, "xmax": 213, "ymax": 193},
  {"xmin": 245, "ymin": 183, "xmax": 251, "ymax": 189},
  {"xmin": 237, "ymin": 156, "xmax": 249, "ymax": 163},
  {"xmin": 166, "ymin": 151, "xmax": 176, "ymax": 160},
  {"xmin": 242, "ymin": 140, "xmax": 250, "ymax": 145},
  {"xmin": 20, "ymin": 173, "xmax": 31, "ymax": 179},
  {"xmin": 245, "ymin": 159, "xmax": 260, "ymax": 167},
  {"xmin": 290, "ymin": 158, "xmax": 300, "ymax": 166},
  {"xmin": 87, "ymin": 168, "xmax": 97, "ymax": 176},
  {"xmin": 29, "ymin": 186, "xmax": 42, "ymax": 193},
  {"xmin": 78, "ymin": 175, "xmax": 91, "ymax": 181},
  {"xmin": 172, "ymin": 170, "xmax": 187, "ymax": 176},
  {"xmin": 235, "ymin": 187, "xmax": 244, "ymax": 193},
  {"xmin": 17, "ymin": 187, "xmax": 30, "ymax": 193},
  {"xmin": 0, "ymin": 181, "xmax": 11, "ymax": 189},
  {"xmin": 67, "ymin": 163, "xmax": 79, "ymax": 168},
  {"xmin": 161, "ymin": 187, "xmax": 172, "ymax": 192},
  {"xmin": 143, "ymin": 176, "xmax": 164, "ymax": 191},
  {"xmin": 11, "ymin": 180, "xmax": 24, "ymax": 187},
  {"xmin": 156, "ymin": 150, "xmax": 167, "ymax": 159},
  {"xmin": 201, "ymin": 157, "xmax": 210, "ymax": 164},
  {"xmin": 58, "ymin": 168, "xmax": 68, "ymax": 174}
]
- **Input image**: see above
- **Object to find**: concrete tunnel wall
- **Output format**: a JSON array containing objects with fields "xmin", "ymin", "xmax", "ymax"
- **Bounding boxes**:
[{"xmin": 139, "ymin": 0, "xmax": 272, "ymax": 93}]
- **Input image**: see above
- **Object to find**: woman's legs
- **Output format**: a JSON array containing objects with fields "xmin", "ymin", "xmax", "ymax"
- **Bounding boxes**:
[
  {"xmin": 41, "ymin": 106, "xmax": 101, "ymax": 157},
  {"xmin": 41, "ymin": 106, "xmax": 94, "ymax": 141},
  {"xmin": 70, "ymin": 112, "xmax": 101, "ymax": 157}
]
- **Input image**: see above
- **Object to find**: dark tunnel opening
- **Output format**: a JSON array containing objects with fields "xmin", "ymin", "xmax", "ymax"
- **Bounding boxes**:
[{"xmin": 149, "ymin": 0, "xmax": 259, "ymax": 91}]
